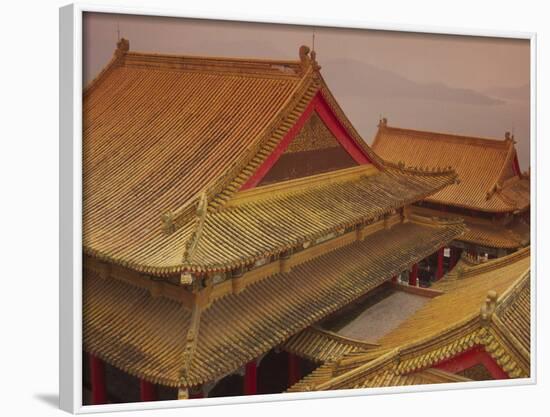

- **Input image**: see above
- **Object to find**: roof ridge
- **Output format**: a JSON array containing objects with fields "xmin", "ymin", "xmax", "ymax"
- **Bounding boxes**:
[
  {"xmin": 315, "ymin": 77, "xmax": 384, "ymax": 168},
  {"xmin": 127, "ymin": 50, "xmax": 301, "ymax": 66},
  {"xmin": 494, "ymin": 269, "xmax": 530, "ymax": 315},
  {"xmin": 309, "ymin": 325, "xmax": 381, "ymax": 349},
  {"xmin": 378, "ymin": 122, "xmax": 514, "ymax": 150},
  {"xmin": 446, "ymin": 246, "xmax": 530, "ymax": 280},
  {"xmin": 158, "ymin": 48, "xmax": 318, "ymax": 232},
  {"xmin": 181, "ymin": 192, "xmax": 209, "ymax": 265},
  {"xmin": 384, "ymin": 160, "xmax": 458, "ymax": 178},
  {"xmin": 83, "ymin": 37, "xmax": 129, "ymax": 96},
  {"xmin": 486, "ymin": 140, "xmax": 520, "ymax": 200},
  {"xmin": 178, "ymin": 303, "xmax": 202, "ymax": 394}
]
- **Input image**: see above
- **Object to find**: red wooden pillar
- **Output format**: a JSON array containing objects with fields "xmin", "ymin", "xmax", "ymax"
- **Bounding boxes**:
[
  {"xmin": 436, "ymin": 247, "xmax": 444, "ymax": 281},
  {"xmin": 288, "ymin": 352, "xmax": 301, "ymax": 387},
  {"xmin": 244, "ymin": 360, "xmax": 258, "ymax": 395},
  {"xmin": 140, "ymin": 379, "xmax": 157, "ymax": 402},
  {"xmin": 408, "ymin": 263, "xmax": 418, "ymax": 286},
  {"xmin": 391, "ymin": 275, "xmax": 398, "ymax": 283},
  {"xmin": 89, "ymin": 353, "xmax": 107, "ymax": 405}
]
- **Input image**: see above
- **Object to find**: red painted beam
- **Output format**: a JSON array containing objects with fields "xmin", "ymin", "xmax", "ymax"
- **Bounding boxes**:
[
  {"xmin": 434, "ymin": 346, "xmax": 509, "ymax": 380},
  {"xmin": 288, "ymin": 352, "xmax": 301, "ymax": 387},
  {"xmin": 189, "ymin": 386, "xmax": 204, "ymax": 399},
  {"xmin": 241, "ymin": 92, "xmax": 373, "ymax": 190},
  {"xmin": 408, "ymin": 263, "xmax": 418, "ymax": 286},
  {"xmin": 436, "ymin": 247, "xmax": 444, "ymax": 281},
  {"xmin": 140, "ymin": 379, "xmax": 157, "ymax": 402},
  {"xmin": 89, "ymin": 353, "xmax": 107, "ymax": 405},
  {"xmin": 512, "ymin": 153, "xmax": 521, "ymax": 176},
  {"xmin": 244, "ymin": 360, "xmax": 258, "ymax": 395}
]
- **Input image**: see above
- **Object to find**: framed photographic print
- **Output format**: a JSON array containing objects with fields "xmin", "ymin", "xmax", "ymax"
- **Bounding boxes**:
[{"xmin": 59, "ymin": 3, "xmax": 535, "ymax": 413}]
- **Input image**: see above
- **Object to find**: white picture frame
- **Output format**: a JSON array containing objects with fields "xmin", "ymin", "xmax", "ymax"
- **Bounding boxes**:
[{"xmin": 59, "ymin": 3, "xmax": 537, "ymax": 413}]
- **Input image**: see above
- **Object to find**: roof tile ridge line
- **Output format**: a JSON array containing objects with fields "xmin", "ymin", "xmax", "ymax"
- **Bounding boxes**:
[
  {"xmin": 178, "ymin": 302, "xmax": 203, "ymax": 389},
  {"xmin": 488, "ymin": 318, "xmax": 531, "ymax": 372},
  {"xmin": 408, "ymin": 212, "xmax": 465, "ymax": 228},
  {"xmin": 379, "ymin": 309, "xmax": 484, "ymax": 361},
  {"xmin": 227, "ymin": 165, "xmax": 372, "ymax": 206},
  {"xmin": 161, "ymin": 191, "xmax": 203, "ymax": 235},
  {"xmin": 459, "ymin": 246, "xmax": 530, "ymax": 277},
  {"xmin": 83, "ymin": 37, "xmax": 129, "ymax": 97},
  {"xmin": 315, "ymin": 75, "xmax": 384, "ymax": 169},
  {"xmin": 187, "ymin": 181, "xmax": 465, "ymax": 273},
  {"xmin": 314, "ymin": 348, "xmax": 400, "ymax": 391},
  {"xmin": 384, "ymin": 160, "xmax": 458, "ymax": 179},
  {"xmin": 486, "ymin": 141, "xmax": 518, "ymax": 201},
  {"xmin": 486, "ymin": 329, "xmax": 530, "ymax": 379},
  {"xmin": 191, "ymin": 173, "xmax": 465, "ymax": 271},
  {"xmin": 380, "ymin": 123, "xmax": 511, "ymax": 149},
  {"xmin": 159, "ymin": 66, "xmax": 315, "ymax": 231},
  {"xmin": 204, "ymin": 66, "xmax": 318, "ymax": 210},
  {"xmin": 310, "ymin": 325, "xmax": 381, "ymax": 349},
  {"xmin": 370, "ymin": 119, "xmax": 386, "ymax": 150},
  {"xmin": 125, "ymin": 50, "xmax": 302, "ymax": 68},
  {"xmin": 87, "ymin": 169, "xmax": 464, "ymax": 277},
  {"xmin": 181, "ymin": 192, "xmax": 209, "ymax": 265},
  {"xmin": 494, "ymin": 269, "xmax": 531, "ymax": 315},
  {"xmin": 397, "ymin": 329, "xmax": 486, "ymax": 376}
]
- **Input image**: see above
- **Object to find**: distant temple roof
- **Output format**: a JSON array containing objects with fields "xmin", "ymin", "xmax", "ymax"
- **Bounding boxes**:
[
  {"xmin": 287, "ymin": 247, "xmax": 530, "ymax": 392},
  {"xmin": 371, "ymin": 120, "xmax": 530, "ymax": 214},
  {"xmin": 83, "ymin": 40, "xmax": 458, "ymax": 276},
  {"xmin": 412, "ymin": 205, "xmax": 530, "ymax": 250}
]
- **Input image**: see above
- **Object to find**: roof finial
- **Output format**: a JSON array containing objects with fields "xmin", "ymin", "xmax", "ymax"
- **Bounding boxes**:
[
  {"xmin": 378, "ymin": 116, "xmax": 388, "ymax": 129},
  {"xmin": 115, "ymin": 37, "xmax": 130, "ymax": 58},
  {"xmin": 116, "ymin": 22, "xmax": 120, "ymax": 41},
  {"xmin": 480, "ymin": 290, "xmax": 498, "ymax": 323},
  {"xmin": 298, "ymin": 44, "xmax": 321, "ymax": 73},
  {"xmin": 312, "ymin": 28, "xmax": 316, "ymax": 52}
]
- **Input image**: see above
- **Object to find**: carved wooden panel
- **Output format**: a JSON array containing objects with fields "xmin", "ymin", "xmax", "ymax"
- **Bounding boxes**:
[{"xmin": 258, "ymin": 112, "xmax": 357, "ymax": 186}]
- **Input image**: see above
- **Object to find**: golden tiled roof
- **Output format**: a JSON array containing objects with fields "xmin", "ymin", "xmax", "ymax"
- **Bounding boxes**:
[
  {"xmin": 288, "ymin": 248, "xmax": 530, "ymax": 391},
  {"xmin": 494, "ymin": 274, "xmax": 530, "ymax": 354},
  {"xmin": 83, "ymin": 41, "xmax": 458, "ymax": 276},
  {"xmin": 84, "ymin": 217, "xmax": 464, "ymax": 387},
  {"xmin": 372, "ymin": 123, "xmax": 530, "ymax": 213},
  {"xmin": 282, "ymin": 326, "xmax": 378, "ymax": 363},
  {"xmin": 179, "ymin": 166, "xmax": 456, "ymax": 273},
  {"xmin": 412, "ymin": 205, "xmax": 530, "ymax": 249},
  {"xmin": 460, "ymin": 219, "xmax": 530, "ymax": 249}
]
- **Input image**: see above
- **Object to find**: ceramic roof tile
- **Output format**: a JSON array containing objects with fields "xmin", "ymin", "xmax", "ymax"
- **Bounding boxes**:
[
  {"xmin": 84, "ymin": 218, "xmax": 464, "ymax": 387},
  {"xmin": 371, "ymin": 124, "xmax": 529, "ymax": 213}
]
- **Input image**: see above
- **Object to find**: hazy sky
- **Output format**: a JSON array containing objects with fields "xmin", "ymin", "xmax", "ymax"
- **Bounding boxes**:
[{"xmin": 83, "ymin": 12, "xmax": 531, "ymax": 169}]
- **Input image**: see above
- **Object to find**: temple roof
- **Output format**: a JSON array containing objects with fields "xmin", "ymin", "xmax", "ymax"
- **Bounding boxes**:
[
  {"xmin": 283, "ymin": 326, "xmax": 377, "ymax": 364},
  {"xmin": 412, "ymin": 205, "xmax": 530, "ymax": 249},
  {"xmin": 287, "ymin": 247, "xmax": 530, "ymax": 392},
  {"xmin": 83, "ymin": 40, "xmax": 458, "ymax": 276},
  {"xmin": 84, "ymin": 216, "xmax": 464, "ymax": 388},
  {"xmin": 371, "ymin": 121, "xmax": 530, "ymax": 213}
]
